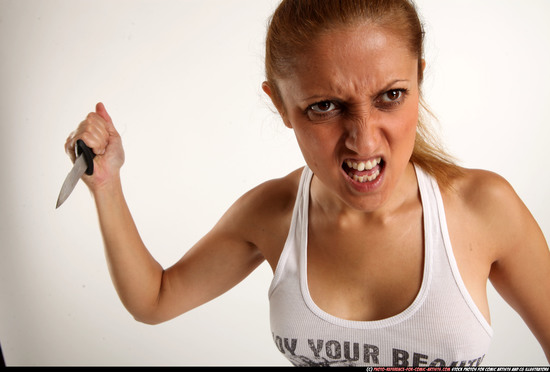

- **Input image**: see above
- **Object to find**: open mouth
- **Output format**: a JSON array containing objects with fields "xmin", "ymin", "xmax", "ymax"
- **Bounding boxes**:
[{"xmin": 342, "ymin": 157, "xmax": 384, "ymax": 183}]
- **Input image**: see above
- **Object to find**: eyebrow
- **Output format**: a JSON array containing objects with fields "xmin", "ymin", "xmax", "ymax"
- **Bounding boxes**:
[{"xmin": 375, "ymin": 79, "xmax": 411, "ymax": 96}]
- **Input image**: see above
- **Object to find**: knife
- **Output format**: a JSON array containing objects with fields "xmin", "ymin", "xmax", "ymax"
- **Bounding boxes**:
[{"xmin": 56, "ymin": 139, "xmax": 95, "ymax": 209}]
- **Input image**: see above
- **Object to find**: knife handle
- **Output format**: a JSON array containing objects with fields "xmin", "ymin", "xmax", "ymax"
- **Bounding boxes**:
[{"xmin": 76, "ymin": 139, "xmax": 96, "ymax": 175}]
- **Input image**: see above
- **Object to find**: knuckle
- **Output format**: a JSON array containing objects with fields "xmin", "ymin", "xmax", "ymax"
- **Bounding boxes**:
[{"xmin": 79, "ymin": 132, "xmax": 94, "ymax": 146}]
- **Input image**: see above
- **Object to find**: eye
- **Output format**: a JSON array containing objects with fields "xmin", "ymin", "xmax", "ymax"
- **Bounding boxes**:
[
  {"xmin": 380, "ymin": 89, "xmax": 404, "ymax": 103},
  {"xmin": 305, "ymin": 100, "xmax": 341, "ymax": 121},
  {"xmin": 374, "ymin": 89, "xmax": 409, "ymax": 111},
  {"xmin": 309, "ymin": 101, "xmax": 337, "ymax": 113}
]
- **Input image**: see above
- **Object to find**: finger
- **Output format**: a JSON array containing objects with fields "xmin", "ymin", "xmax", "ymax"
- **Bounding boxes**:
[
  {"xmin": 80, "ymin": 130, "xmax": 107, "ymax": 156},
  {"xmin": 65, "ymin": 131, "xmax": 78, "ymax": 163},
  {"xmin": 64, "ymin": 103, "xmax": 118, "ymax": 165},
  {"xmin": 95, "ymin": 102, "xmax": 118, "ymax": 136},
  {"xmin": 95, "ymin": 102, "xmax": 112, "ymax": 124},
  {"xmin": 69, "ymin": 114, "xmax": 109, "ymax": 156}
]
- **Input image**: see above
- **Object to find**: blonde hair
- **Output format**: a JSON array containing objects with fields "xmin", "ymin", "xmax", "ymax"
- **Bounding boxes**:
[{"xmin": 265, "ymin": 0, "xmax": 462, "ymax": 188}]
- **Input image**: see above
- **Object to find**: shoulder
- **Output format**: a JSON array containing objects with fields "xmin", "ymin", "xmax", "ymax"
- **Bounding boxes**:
[
  {"xmin": 218, "ymin": 167, "xmax": 305, "ymax": 268},
  {"xmin": 442, "ymin": 167, "xmax": 538, "ymax": 259},
  {"xmin": 447, "ymin": 168, "xmax": 517, "ymax": 209},
  {"xmin": 446, "ymin": 168, "xmax": 523, "ymax": 219},
  {"xmin": 235, "ymin": 167, "xmax": 304, "ymax": 214}
]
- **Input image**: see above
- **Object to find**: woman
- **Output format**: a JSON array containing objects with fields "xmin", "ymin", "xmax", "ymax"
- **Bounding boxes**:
[{"xmin": 64, "ymin": 0, "xmax": 550, "ymax": 367}]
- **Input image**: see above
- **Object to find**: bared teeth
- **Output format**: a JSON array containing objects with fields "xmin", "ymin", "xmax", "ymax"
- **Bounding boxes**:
[
  {"xmin": 348, "ymin": 169, "xmax": 380, "ymax": 183},
  {"xmin": 345, "ymin": 157, "xmax": 381, "ymax": 171},
  {"xmin": 344, "ymin": 157, "xmax": 382, "ymax": 183}
]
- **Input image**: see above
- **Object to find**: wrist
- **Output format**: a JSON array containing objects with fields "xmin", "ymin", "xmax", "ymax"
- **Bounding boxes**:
[{"xmin": 90, "ymin": 172, "xmax": 123, "ymax": 201}]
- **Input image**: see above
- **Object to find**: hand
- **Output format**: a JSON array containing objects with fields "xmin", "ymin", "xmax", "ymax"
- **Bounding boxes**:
[{"xmin": 64, "ymin": 102, "xmax": 125, "ymax": 190}]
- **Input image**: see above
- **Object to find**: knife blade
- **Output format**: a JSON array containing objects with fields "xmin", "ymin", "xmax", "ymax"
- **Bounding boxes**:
[{"xmin": 56, "ymin": 139, "xmax": 95, "ymax": 209}]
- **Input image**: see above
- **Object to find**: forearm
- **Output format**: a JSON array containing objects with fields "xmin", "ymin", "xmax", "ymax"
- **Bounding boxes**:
[{"xmin": 92, "ymin": 175, "xmax": 164, "ymax": 322}]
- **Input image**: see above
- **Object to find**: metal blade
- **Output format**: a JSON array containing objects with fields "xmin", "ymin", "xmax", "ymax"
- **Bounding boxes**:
[{"xmin": 56, "ymin": 155, "xmax": 88, "ymax": 209}]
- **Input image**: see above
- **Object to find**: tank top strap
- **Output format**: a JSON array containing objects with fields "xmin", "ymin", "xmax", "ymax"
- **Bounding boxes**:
[
  {"xmin": 268, "ymin": 166, "xmax": 313, "ymax": 297},
  {"xmin": 414, "ymin": 164, "xmax": 492, "ymax": 336}
]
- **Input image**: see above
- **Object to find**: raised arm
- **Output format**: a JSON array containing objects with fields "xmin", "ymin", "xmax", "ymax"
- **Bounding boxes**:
[{"xmin": 64, "ymin": 103, "xmax": 266, "ymax": 325}]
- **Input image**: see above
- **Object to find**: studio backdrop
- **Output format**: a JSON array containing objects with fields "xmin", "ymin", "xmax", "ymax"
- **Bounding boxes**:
[{"xmin": 0, "ymin": 0, "xmax": 548, "ymax": 366}]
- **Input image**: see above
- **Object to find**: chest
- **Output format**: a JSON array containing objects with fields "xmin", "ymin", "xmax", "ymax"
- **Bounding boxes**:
[{"xmin": 306, "ymin": 207, "xmax": 424, "ymax": 322}]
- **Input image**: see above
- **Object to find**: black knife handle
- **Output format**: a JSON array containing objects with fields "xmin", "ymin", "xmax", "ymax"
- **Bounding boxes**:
[{"xmin": 76, "ymin": 139, "xmax": 96, "ymax": 175}]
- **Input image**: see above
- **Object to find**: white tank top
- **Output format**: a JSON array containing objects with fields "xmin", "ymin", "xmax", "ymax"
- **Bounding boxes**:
[{"xmin": 268, "ymin": 165, "xmax": 493, "ymax": 367}]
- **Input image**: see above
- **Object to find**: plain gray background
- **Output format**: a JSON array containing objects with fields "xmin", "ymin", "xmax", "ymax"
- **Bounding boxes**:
[{"xmin": 1, "ymin": 0, "xmax": 549, "ymax": 366}]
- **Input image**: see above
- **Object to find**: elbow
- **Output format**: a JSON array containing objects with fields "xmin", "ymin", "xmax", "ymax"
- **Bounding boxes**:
[
  {"xmin": 132, "ymin": 311, "xmax": 167, "ymax": 325},
  {"xmin": 123, "ymin": 271, "xmax": 177, "ymax": 325},
  {"xmin": 130, "ymin": 304, "xmax": 181, "ymax": 325},
  {"xmin": 125, "ymin": 304, "xmax": 168, "ymax": 325},
  {"xmin": 133, "ymin": 315, "xmax": 164, "ymax": 326}
]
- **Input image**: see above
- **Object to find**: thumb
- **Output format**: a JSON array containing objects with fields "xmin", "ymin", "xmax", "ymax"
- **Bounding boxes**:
[
  {"xmin": 95, "ymin": 102, "xmax": 117, "ymax": 134},
  {"xmin": 95, "ymin": 102, "xmax": 112, "ymax": 122}
]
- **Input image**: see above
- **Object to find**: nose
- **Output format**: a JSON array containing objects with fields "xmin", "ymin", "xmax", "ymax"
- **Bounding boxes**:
[{"xmin": 343, "ymin": 110, "xmax": 380, "ymax": 155}]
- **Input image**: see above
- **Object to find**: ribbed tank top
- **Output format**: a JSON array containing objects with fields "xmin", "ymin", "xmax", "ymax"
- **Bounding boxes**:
[{"xmin": 268, "ymin": 165, "xmax": 493, "ymax": 367}]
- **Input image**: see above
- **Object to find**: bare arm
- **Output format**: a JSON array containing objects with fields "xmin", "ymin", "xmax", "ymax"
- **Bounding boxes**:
[
  {"xmin": 65, "ymin": 103, "xmax": 266, "ymax": 324},
  {"xmin": 93, "ymin": 177, "xmax": 165, "ymax": 323},
  {"xmin": 479, "ymin": 173, "xmax": 550, "ymax": 361}
]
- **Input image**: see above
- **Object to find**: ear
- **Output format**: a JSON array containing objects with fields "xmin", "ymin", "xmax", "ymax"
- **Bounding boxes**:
[
  {"xmin": 262, "ymin": 81, "xmax": 293, "ymax": 129},
  {"xmin": 421, "ymin": 58, "xmax": 426, "ymax": 73}
]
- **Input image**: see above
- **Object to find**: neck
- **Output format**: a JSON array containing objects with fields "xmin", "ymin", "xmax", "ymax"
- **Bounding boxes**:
[{"xmin": 309, "ymin": 162, "xmax": 419, "ymax": 226}]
